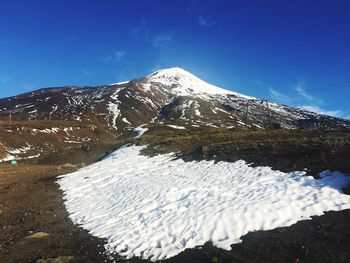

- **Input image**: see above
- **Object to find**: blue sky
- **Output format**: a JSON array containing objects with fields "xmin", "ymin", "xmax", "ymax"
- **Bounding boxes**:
[{"xmin": 1, "ymin": 0, "xmax": 350, "ymax": 119}]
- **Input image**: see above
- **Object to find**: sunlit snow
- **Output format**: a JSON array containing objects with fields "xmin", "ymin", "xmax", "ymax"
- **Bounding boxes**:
[
  {"xmin": 148, "ymin": 67, "xmax": 252, "ymax": 99},
  {"xmin": 58, "ymin": 145, "xmax": 350, "ymax": 261},
  {"xmin": 133, "ymin": 125, "xmax": 149, "ymax": 138}
]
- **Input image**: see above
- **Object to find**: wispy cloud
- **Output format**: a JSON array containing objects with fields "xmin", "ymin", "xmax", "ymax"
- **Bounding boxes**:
[
  {"xmin": 300, "ymin": 105, "xmax": 344, "ymax": 118},
  {"xmin": 130, "ymin": 19, "xmax": 175, "ymax": 52},
  {"xmin": 268, "ymin": 82, "xmax": 325, "ymax": 105},
  {"xmin": 198, "ymin": 15, "xmax": 215, "ymax": 27},
  {"xmin": 152, "ymin": 35, "xmax": 173, "ymax": 49},
  {"xmin": 103, "ymin": 50, "xmax": 126, "ymax": 63},
  {"xmin": 114, "ymin": 51, "xmax": 126, "ymax": 62},
  {"xmin": 295, "ymin": 83, "xmax": 324, "ymax": 106},
  {"xmin": 266, "ymin": 81, "xmax": 349, "ymax": 119},
  {"xmin": 295, "ymin": 84, "xmax": 314, "ymax": 101},
  {"xmin": 268, "ymin": 87, "xmax": 292, "ymax": 104},
  {"xmin": 186, "ymin": 1, "xmax": 219, "ymax": 27},
  {"xmin": 131, "ymin": 18, "xmax": 148, "ymax": 41}
]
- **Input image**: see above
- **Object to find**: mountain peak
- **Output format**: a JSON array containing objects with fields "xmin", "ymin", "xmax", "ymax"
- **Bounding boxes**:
[
  {"xmin": 147, "ymin": 67, "xmax": 233, "ymax": 96},
  {"xmin": 151, "ymin": 67, "xmax": 191, "ymax": 76}
]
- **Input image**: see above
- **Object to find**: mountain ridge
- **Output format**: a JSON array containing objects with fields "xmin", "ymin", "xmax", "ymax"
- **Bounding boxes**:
[{"xmin": 0, "ymin": 67, "xmax": 350, "ymax": 163}]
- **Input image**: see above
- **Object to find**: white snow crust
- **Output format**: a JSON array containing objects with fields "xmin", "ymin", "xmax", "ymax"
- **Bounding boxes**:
[
  {"xmin": 107, "ymin": 88, "xmax": 125, "ymax": 130},
  {"xmin": 108, "ymin": 81, "xmax": 130, "ymax": 86},
  {"xmin": 58, "ymin": 145, "xmax": 350, "ymax": 260},
  {"xmin": 0, "ymin": 153, "xmax": 15, "ymax": 162},
  {"xmin": 167, "ymin": 125, "xmax": 186, "ymax": 130},
  {"xmin": 133, "ymin": 125, "xmax": 149, "ymax": 138}
]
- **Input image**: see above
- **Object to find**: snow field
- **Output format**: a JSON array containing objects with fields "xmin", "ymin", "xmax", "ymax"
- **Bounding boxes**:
[
  {"xmin": 133, "ymin": 125, "xmax": 149, "ymax": 138},
  {"xmin": 58, "ymin": 145, "xmax": 350, "ymax": 261}
]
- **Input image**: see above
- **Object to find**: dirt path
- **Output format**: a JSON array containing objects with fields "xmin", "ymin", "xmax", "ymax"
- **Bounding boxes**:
[{"xmin": 0, "ymin": 164, "xmax": 113, "ymax": 263}]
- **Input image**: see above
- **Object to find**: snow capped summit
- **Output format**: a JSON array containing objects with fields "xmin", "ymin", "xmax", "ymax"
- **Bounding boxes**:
[
  {"xmin": 1, "ymin": 66, "xmax": 350, "ymax": 164},
  {"xmin": 147, "ymin": 67, "xmax": 246, "ymax": 97}
]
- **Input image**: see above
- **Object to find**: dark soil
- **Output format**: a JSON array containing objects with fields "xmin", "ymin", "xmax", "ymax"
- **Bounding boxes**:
[
  {"xmin": 0, "ymin": 164, "xmax": 109, "ymax": 263},
  {"xmin": 138, "ymin": 128, "xmax": 350, "ymax": 176}
]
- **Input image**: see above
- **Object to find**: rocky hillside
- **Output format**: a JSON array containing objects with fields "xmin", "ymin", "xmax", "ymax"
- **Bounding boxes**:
[{"xmin": 1, "ymin": 67, "xmax": 349, "ymax": 164}]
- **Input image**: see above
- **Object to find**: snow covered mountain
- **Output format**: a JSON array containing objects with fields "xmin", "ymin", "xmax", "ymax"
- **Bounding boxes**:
[
  {"xmin": 0, "ymin": 67, "xmax": 350, "ymax": 163},
  {"xmin": 147, "ymin": 67, "xmax": 238, "ymax": 96}
]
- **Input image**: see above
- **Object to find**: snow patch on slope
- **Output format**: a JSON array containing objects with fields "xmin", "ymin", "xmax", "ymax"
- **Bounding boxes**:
[
  {"xmin": 0, "ymin": 153, "xmax": 15, "ymax": 162},
  {"xmin": 6, "ymin": 144, "xmax": 32, "ymax": 155},
  {"xmin": 58, "ymin": 145, "xmax": 350, "ymax": 261},
  {"xmin": 31, "ymin": 127, "xmax": 60, "ymax": 134},
  {"xmin": 133, "ymin": 125, "xmax": 149, "ymax": 138},
  {"xmin": 122, "ymin": 117, "xmax": 132, "ymax": 125},
  {"xmin": 108, "ymin": 81, "xmax": 130, "ymax": 86},
  {"xmin": 107, "ymin": 88, "xmax": 125, "ymax": 130},
  {"xmin": 167, "ymin": 125, "xmax": 186, "ymax": 130}
]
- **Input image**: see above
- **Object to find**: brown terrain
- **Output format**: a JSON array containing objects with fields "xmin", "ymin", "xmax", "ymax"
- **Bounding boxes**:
[{"xmin": 0, "ymin": 164, "xmax": 108, "ymax": 263}]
